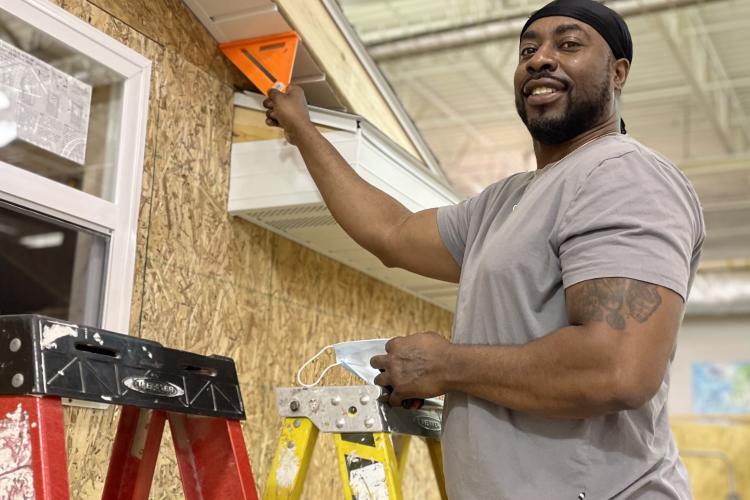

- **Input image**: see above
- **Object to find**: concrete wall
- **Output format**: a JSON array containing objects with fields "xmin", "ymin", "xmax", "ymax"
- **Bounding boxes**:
[
  {"xmin": 670, "ymin": 315, "xmax": 750, "ymax": 500},
  {"xmin": 670, "ymin": 314, "xmax": 750, "ymax": 415}
]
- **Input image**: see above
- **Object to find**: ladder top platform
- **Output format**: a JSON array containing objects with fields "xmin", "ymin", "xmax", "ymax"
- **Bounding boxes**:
[{"xmin": 0, "ymin": 314, "xmax": 245, "ymax": 419}]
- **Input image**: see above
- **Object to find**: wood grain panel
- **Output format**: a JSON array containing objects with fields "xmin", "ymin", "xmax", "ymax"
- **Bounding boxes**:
[
  {"xmin": 62, "ymin": 0, "xmax": 250, "ymax": 88},
  {"xmin": 49, "ymin": 1, "xmax": 452, "ymax": 498},
  {"xmin": 233, "ymin": 106, "xmax": 339, "ymax": 143},
  {"xmin": 672, "ymin": 418, "xmax": 750, "ymax": 500}
]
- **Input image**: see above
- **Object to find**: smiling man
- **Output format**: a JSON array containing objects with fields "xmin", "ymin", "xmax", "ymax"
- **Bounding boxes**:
[{"xmin": 263, "ymin": 0, "xmax": 704, "ymax": 497}]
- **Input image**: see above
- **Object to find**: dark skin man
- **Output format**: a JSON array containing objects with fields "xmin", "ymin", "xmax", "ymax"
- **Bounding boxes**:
[{"xmin": 263, "ymin": 15, "xmax": 683, "ymax": 419}]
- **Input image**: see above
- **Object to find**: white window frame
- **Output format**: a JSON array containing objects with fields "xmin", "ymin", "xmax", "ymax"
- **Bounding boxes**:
[{"xmin": 0, "ymin": 0, "xmax": 151, "ymax": 334}]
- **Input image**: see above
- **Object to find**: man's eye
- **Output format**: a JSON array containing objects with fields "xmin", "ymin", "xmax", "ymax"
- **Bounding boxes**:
[
  {"xmin": 561, "ymin": 41, "xmax": 580, "ymax": 49},
  {"xmin": 520, "ymin": 47, "xmax": 536, "ymax": 57}
]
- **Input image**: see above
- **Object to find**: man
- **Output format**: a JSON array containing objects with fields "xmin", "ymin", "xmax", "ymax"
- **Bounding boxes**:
[{"xmin": 263, "ymin": 0, "xmax": 704, "ymax": 497}]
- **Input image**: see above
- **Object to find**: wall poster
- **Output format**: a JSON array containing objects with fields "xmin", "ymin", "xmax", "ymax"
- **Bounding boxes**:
[{"xmin": 0, "ymin": 38, "xmax": 92, "ymax": 164}]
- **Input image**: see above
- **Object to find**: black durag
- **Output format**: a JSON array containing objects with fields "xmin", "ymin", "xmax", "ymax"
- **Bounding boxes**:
[{"xmin": 520, "ymin": 0, "xmax": 633, "ymax": 133}]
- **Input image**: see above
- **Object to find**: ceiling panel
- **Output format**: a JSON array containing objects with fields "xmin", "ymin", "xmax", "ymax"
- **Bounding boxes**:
[{"xmin": 340, "ymin": 0, "xmax": 750, "ymax": 271}]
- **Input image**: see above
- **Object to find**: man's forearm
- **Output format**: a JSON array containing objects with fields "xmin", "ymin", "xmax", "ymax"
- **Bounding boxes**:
[
  {"xmin": 294, "ymin": 124, "xmax": 412, "ymax": 261},
  {"xmin": 443, "ymin": 325, "xmax": 641, "ymax": 419},
  {"xmin": 373, "ymin": 280, "xmax": 678, "ymax": 417}
]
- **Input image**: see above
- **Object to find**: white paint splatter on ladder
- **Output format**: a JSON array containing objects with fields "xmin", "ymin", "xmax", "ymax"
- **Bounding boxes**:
[
  {"xmin": 276, "ymin": 445, "xmax": 300, "ymax": 488},
  {"xmin": 349, "ymin": 460, "xmax": 389, "ymax": 500},
  {"xmin": 0, "ymin": 404, "xmax": 34, "ymax": 499},
  {"xmin": 41, "ymin": 322, "xmax": 78, "ymax": 350}
]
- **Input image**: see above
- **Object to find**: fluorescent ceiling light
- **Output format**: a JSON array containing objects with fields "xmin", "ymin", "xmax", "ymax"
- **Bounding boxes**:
[{"xmin": 19, "ymin": 231, "xmax": 65, "ymax": 249}]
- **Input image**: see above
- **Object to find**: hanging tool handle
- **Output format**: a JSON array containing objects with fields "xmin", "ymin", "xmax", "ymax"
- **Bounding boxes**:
[
  {"xmin": 401, "ymin": 397, "xmax": 424, "ymax": 410},
  {"xmin": 382, "ymin": 386, "xmax": 424, "ymax": 410},
  {"xmin": 379, "ymin": 368, "xmax": 424, "ymax": 410},
  {"xmin": 377, "ymin": 369, "xmax": 424, "ymax": 409}
]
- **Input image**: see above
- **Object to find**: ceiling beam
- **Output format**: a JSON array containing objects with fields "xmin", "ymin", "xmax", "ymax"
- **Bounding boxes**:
[
  {"xmin": 474, "ymin": 43, "xmax": 516, "ymax": 95},
  {"xmin": 704, "ymin": 226, "xmax": 750, "ymax": 239},
  {"xmin": 653, "ymin": 9, "xmax": 750, "ymax": 154},
  {"xmin": 702, "ymin": 199, "xmax": 750, "ymax": 212},
  {"xmin": 699, "ymin": 258, "xmax": 750, "ymax": 272},
  {"xmin": 399, "ymin": 78, "xmax": 497, "ymax": 148},
  {"xmin": 679, "ymin": 153, "xmax": 750, "ymax": 175},
  {"xmin": 396, "ymin": 72, "xmax": 750, "ymax": 131},
  {"xmin": 366, "ymin": 0, "xmax": 725, "ymax": 61},
  {"xmin": 384, "ymin": 59, "xmax": 750, "ymax": 98}
]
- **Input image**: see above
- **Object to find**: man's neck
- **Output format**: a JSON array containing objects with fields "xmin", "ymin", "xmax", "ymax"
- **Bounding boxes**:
[{"xmin": 533, "ymin": 121, "xmax": 620, "ymax": 169}]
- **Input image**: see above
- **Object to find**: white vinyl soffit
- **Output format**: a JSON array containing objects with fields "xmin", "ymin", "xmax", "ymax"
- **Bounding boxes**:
[{"xmin": 228, "ymin": 92, "xmax": 461, "ymax": 311}]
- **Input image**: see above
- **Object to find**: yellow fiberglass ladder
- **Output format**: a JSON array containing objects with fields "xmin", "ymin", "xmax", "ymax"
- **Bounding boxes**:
[{"xmin": 263, "ymin": 385, "xmax": 447, "ymax": 499}]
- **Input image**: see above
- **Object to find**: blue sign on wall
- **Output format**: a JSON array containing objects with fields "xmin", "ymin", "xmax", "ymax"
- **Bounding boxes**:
[{"xmin": 693, "ymin": 362, "xmax": 750, "ymax": 414}]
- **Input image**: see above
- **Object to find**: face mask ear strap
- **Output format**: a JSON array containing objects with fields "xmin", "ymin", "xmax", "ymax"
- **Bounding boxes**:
[{"xmin": 296, "ymin": 344, "xmax": 341, "ymax": 387}]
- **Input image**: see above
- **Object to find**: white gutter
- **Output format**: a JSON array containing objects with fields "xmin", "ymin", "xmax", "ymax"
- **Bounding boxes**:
[
  {"xmin": 229, "ymin": 92, "xmax": 461, "ymax": 311},
  {"xmin": 319, "ymin": 0, "xmax": 447, "ymax": 182}
]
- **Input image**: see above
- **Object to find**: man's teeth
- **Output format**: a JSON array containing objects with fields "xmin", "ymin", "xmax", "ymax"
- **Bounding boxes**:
[{"xmin": 531, "ymin": 87, "xmax": 556, "ymax": 96}]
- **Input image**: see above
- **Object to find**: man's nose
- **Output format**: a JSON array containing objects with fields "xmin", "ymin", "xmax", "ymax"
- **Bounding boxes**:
[{"xmin": 526, "ymin": 44, "xmax": 558, "ymax": 74}]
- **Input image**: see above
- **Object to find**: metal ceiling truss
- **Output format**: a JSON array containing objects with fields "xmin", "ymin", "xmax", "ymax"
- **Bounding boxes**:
[
  {"xmin": 340, "ymin": 0, "xmax": 750, "ymax": 303},
  {"xmin": 653, "ymin": 8, "xmax": 750, "ymax": 154},
  {"xmin": 320, "ymin": 0, "xmax": 447, "ymax": 179},
  {"xmin": 366, "ymin": 0, "xmax": 724, "ymax": 61},
  {"xmin": 474, "ymin": 43, "xmax": 516, "ymax": 94},
  {"xmin": 399, "ymin": 78, "xmax": 497, "ymax": 148}
]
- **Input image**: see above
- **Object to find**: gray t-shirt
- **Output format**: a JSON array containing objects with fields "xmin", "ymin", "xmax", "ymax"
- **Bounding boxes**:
[{"xmin": 437, "ymin": 134, "xmax": 704, "ymax": 499}]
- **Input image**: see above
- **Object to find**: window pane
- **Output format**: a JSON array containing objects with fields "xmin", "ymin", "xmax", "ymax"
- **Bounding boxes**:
[
  {"xmin": 0, "ymin": 200, "xmax": 109, "ymax": 326},
  {"xmin": 0, "ymin": 9, "xmax": 124, "ymax": 201}
]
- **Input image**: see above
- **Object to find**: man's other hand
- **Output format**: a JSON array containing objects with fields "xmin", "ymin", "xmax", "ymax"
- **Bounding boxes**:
[
  {"xmin": 262, "ymin": 86, "xmax": 313, "ymax": 145},
  {"xmin": 370, "ymin": 332, "xmax": 451, "ymax": 407}
]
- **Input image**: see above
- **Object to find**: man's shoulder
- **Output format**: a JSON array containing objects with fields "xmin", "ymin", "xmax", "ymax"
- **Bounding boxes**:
[
  {"xmin": 579, "ymin": 134, "xmax": 672, "ymax": 169},
  {"xmin": 568, "ymin": 135, "xmax": 703, "ymax": 231},
  {"xmin": 572, "ymin": 134, "xmax": 688, "ymax": 185},
  {"xmin": 610, "ymin": 135, "xmax": 676, "ymax": 168}
]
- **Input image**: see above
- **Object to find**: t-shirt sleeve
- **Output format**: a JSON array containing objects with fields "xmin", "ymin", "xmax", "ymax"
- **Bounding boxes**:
[
  {"xmin": 438, "ymin": 188, "xmax": 491, "ymax": 266},
  {"xmin": 557, "ymin": 151, "xmax": 702, "ymax": 300},
  {"xmin": 437, "ymin": 196, "xmax": 476, "ymax": 267}
]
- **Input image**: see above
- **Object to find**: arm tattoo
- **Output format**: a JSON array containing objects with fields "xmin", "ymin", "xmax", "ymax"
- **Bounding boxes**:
[{"xmin": 573, "ymin": 278, "xmax": 662, "ymax": 330}]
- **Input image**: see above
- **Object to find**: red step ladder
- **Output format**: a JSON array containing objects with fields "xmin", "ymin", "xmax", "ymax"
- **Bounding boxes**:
[{"xmin": 0, "ymin": 315, "xmax": 258, "ymax": 499}]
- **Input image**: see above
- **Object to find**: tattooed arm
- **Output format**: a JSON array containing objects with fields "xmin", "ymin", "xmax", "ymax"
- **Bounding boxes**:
[{"xmin": 372, "ymin": 278, "xmax": 684, "ymax": 418}]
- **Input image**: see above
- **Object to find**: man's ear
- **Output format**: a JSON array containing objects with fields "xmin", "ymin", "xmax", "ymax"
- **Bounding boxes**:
[{"xmin": 613, "ymin": 58, "xmax": 630, "ymax": 92}]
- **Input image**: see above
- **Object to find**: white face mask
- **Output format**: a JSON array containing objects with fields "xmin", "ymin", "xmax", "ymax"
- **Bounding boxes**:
[{"xmin": 296, "ymin": 338, "xmax": 389, "ymax": 387}]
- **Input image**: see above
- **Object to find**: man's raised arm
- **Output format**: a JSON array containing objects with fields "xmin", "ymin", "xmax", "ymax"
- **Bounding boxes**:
[{"xmin": 263, "ymin": 87, "xmax": 459, "ymax": 283}]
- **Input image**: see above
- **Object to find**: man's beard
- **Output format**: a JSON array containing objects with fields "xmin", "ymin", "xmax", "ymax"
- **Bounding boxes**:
[{"xmin": 516, "ymin": 74, "xmax": 611, "ymax": 145}]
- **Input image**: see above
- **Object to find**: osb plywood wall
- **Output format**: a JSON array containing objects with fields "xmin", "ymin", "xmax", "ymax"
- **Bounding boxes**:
[
  {"xmin": 51, "ymin": 0, "xmax": 453, "ymax": 498},
  {"xmin": 671, "ymin": 418, "xmax": 750, "ymax": 500}
]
